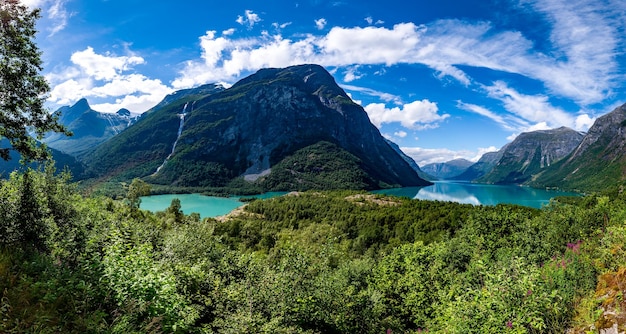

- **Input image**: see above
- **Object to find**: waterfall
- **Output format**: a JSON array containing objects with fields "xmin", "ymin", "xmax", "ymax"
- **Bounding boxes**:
[{"xmin": 153, "ymin": 102, "xmax": 190, "ymax": 175}]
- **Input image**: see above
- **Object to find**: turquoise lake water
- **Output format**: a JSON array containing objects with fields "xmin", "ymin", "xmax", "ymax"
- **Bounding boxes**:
[
  {"xmin": 140, "ymin": 182, "xmax": 581, "ymax": 218},
  {"xmin": 373, "ymin": 181, "xmax": 580, "ymax": 209},
  {"xmin": 139, "ymin": 192, "xmax": 286, "ymax": 218}
]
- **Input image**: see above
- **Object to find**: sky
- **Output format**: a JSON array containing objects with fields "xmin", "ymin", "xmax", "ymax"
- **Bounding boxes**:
[{"xmin": 23, "ymin": 0, "xmax": 626, "ymax": 166}]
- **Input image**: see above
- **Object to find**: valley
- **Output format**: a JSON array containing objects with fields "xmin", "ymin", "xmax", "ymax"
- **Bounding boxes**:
[
  {"xmin": 2, "ymin": 64, "xmax": 626, "ymax": 333},
  {"xmin": 4, "ymin": 0, "xmax": 626, "ymax": 331}
]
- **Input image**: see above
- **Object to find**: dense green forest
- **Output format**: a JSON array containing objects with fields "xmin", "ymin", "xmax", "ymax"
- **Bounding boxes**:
[{"xmin": 2, "ymin": 165, "xmax": 626, "ymax": 333}]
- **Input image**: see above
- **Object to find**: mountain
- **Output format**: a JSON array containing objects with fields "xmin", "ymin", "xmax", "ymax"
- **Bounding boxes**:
[
  {"xmin": 385, "ymin": 139, "xmax": 433, "ymax": 181},
  {"xmin": 529, "ymin": 103, "xmax": 626, "ymax": 191},
  {"xmin": 422, "ymin": 158, "xmax": 474, "ymax": 180},
  {"xmin": 43, "ymin": 98, "xmax": 139, "ymax": 156},
  {"xmin": 0, "ymin": 139, "xmax": 85, "ymax": 178},
  {"xmin": 451, "ymin": 150, "xmax": 504, "ymax": 181},
  {"xmin": 478, "ymin": 127, "xmax": 584, "ymax": 184},
  {"xmin": 82, "ymin": 65, "xmax": 430, "ymax": 191}
]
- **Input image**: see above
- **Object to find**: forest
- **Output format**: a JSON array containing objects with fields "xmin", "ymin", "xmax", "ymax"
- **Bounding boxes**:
[{"xmin": 1, "ymin": 164, "xmax": 626, "ymax": 333}]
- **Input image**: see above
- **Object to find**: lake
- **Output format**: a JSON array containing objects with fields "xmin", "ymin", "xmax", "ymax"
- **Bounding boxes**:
[
  {"xmin": 139, "ymin": 192, "xmax": 287, "ymax": 218},
  {"xmin": 372, "ymin": 181, "xmax": 580, "ymax": 209},
  {"xmin": 140, "ymin": 182, "xmax": 580, "ymax": 218}
]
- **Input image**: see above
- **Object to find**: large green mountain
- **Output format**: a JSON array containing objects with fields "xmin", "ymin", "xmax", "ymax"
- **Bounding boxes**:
[
  {"xmin": 478, "ymin": 127, "xmax": 584, "ymax": 184},
  {"xmin": 529, "ymin": 103, "xmax": 626, "ymax": 191},
  {"xmin": 43, "ymin": 98, "xmax": 139, "ymax": 156},
  {"xmin": 82, "ymin": 65, "xmax": 429, "ymax": 191}
]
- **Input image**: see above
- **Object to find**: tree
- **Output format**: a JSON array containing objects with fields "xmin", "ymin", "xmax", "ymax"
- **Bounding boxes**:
[
  {"xmin": 0, "ymin": 0, "xmax": 69, "ymax": 161},
  {"xmin": 126, "ymin": 178, "xmax": 151, "ymax": 209}
]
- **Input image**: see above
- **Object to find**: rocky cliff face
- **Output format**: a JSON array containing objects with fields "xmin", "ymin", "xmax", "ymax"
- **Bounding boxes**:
[
  {"xmin": 82, "ymin": 64, "xmax": 429, "ymax": 190},
  {"xmin": 530, "ymin": 103, "xmax": 626, "ymax": 191},
  {"xmin": 385, "ymin": 139, "xmax": 433, "ymax": 181},
  {"xmin": 479, "ymin": 127, "xmax": 584, "ymax": 184},
  {"xmin": 422, "ymin": 159, "xmax": 473, "ymax": 180},
  {"xmin": 44, "ymin": 99, "xmax": 139, "ymax": 156}
]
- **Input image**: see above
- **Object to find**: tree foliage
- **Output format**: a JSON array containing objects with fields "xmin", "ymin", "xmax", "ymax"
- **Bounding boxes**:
[
  {"xmin": 0, "ymin": 0, "xmax": 69, "ymax": 161},
  {"xmin": 1, "ymin": 169, "xmax": 626, "ymax": 332}
]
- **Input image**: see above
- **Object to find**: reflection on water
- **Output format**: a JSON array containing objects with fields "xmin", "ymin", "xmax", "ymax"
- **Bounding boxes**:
[{"xmin": 374, "ymin": 181, "xmax": 580, "ymax": 209}]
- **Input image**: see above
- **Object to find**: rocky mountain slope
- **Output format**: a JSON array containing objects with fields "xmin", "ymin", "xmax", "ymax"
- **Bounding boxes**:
[
  {"xmin": 530, "ymin": 103, "xmax": 626, "ymax": 191},
  {"xmin": 385, "ymin": 139, "xmax": 433, "ymax": 181},
  {"xmin": 422, "ymin": 159, "xmax": 473, "ymax": 180},
  {"xmin": 81, "ymin": 65, "xmax": 430, "ymax": 191},
  {"xmin": 43, "ymin": 99, "xmax": 139, "ymax": 156},
  {"xmin": 451, "ymin": 150, "xmax": 505, "ymax": 181},
  {"xmin": 478, "ymin": 127, "xmax": 584, "ymax": 184}
]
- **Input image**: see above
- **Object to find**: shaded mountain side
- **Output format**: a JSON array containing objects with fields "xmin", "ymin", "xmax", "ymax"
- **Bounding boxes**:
[
  {"xmin": 529, "ymin": 103, "xmax": 626, "ymax": 191},
  {"xmin": 422, "ymin": 159, "xmax": 473, "ymax": 180},
  {"xmin": 257, "ymin": 141, "xmax": 381, "ymax": 191},
  {"xmin": 0, "ymin": 139, "xmax": 85, "ymax": 178},
  {"xmin": 82, "ymin": 65, "xmax": 429, "ymax": 191},
  {"xmin": 43, "ymin": 98, "xmax": 139, "ymax": 156},
  {"xmin": 478, "ymin": 127, "xmax": 583, "ymax": 185},
  {"xmin": 451, "ymin": 150, "xmax": 504, "ymax": 181},
  {"xmin": 385, "ymin": 139, "xmax": 434, "ymax": 181}
]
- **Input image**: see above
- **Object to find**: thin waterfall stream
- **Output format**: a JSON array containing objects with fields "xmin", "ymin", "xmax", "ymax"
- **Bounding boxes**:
[{"xmin": 153, "ymin": 102, "xmax": 190, "ymax": 175}]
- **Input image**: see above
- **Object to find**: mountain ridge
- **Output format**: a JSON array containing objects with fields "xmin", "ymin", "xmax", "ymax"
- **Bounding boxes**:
[
  {"xmin": 81, "ymin": 64, "xmax": 430, "ymax": 191},
  {"xmin": 44, "ymin": 99, "xmax": 140, "ymax": 156},
  {"xmin": 478, "ymin": 126, "xmax": 584, "ymax": 184},
  {"xmin": 529, "ymin": 103, "xmax": 626, "ymax": 191}
]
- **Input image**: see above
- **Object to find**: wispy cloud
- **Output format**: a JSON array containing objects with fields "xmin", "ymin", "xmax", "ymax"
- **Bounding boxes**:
[
  {"xmin": 22, "ymin": 0, "xmax": 72, "ymax": 35},
  {"xmin": 340, "ymin": 84, "xmax": 401, "ymax": 103},
  {"xmin": 457, "ymin": 101, "xmax": 522, "ymax": 131},
  {"xmin": 172, "ymin": 0, "xmax": 622, "ymax": 108}
]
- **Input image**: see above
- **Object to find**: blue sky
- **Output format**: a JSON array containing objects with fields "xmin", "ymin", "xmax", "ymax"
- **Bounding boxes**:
[{"xmin": 24, "ymin": 0, "xmax": 626, "ymax": 165}]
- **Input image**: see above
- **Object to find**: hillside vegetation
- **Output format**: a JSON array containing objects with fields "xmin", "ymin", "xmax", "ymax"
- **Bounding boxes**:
[{"xmin": 2, "ymin": 165, "xmax": 626, "ymax": 333}]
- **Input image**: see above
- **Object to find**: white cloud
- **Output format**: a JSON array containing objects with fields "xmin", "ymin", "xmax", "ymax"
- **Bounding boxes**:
[
  {"xmin": 575, "ymin": 114, "xmax": 595, "ymax": 130},
  {"xmin": 342, "ymin": 66, "xmax": 363, "ymax": 82},
  {"xmin": 400, "ymin": 146, "xmax": 497, "ymax": 166},
  {"xmin": 22, "ymin": 0, "xmax": 72, "ymax": 35},
  {"xmin": 172, "ymin": 9, "xmax": 617, "ymax": 106},
  {"xmin": 236, "ymin": 10, "xmax": 261, "ymax": 28},
  {"xmin": 394, "ymin": 131, "xmax": 408, "ymax": 138},
  {"xmin": 340, "ymin": 84, "xmax": 401, "ymax": 104},
  {"xmin": 521, "ymin": 0, "xmax": 620, "ymax": 103},
  {"xmin": 364, "ymin": 100, "xmax": 449, "ymax": 130},
  {"xmin": 484, "ymin": 81, "xmax": 577, "ymax": 129},
  {"xmin": 222, "ymin": 28, "xmax": 236, "ymax": 36},
  {"xmin": 365, "ymin": 16, "xmax": 373, "ymax": 25},
  {"xmin": 174, "ymin": 1, "xmax": 623, "ymax": 107},
  {"xmin": 48, "ymin": 47, "xmax": 173, "ymax": 113},
  {"xmin": 457, "ymin": 101, "xmax": 521, "ymax": 131},
  {"xmin": 70, "ymin": 47, "xmax": 144, "ymax": 81},
  {"xmin": 272, "ymin": 22, "xmax": 291, "ymax": 30},
  {"xmin": 315, "ymin": 18, "xmax": 327, "ymax": 30}
]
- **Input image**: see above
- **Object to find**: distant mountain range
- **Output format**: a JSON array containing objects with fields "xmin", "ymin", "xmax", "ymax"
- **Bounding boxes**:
[
  {"xmin": 421, "ymin": 159, "xmax": 473, "ymax": 180},
  {"xmin": 431, "ymin": 105, "xmax": 626, "ymax": 192},
  {"xmin": 42, "ymin": 98, "xmax": 140, "ymax": 156},
  {"xmin": 4, "ymin": 64, "xmax": 626, "ymax": 193}
]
